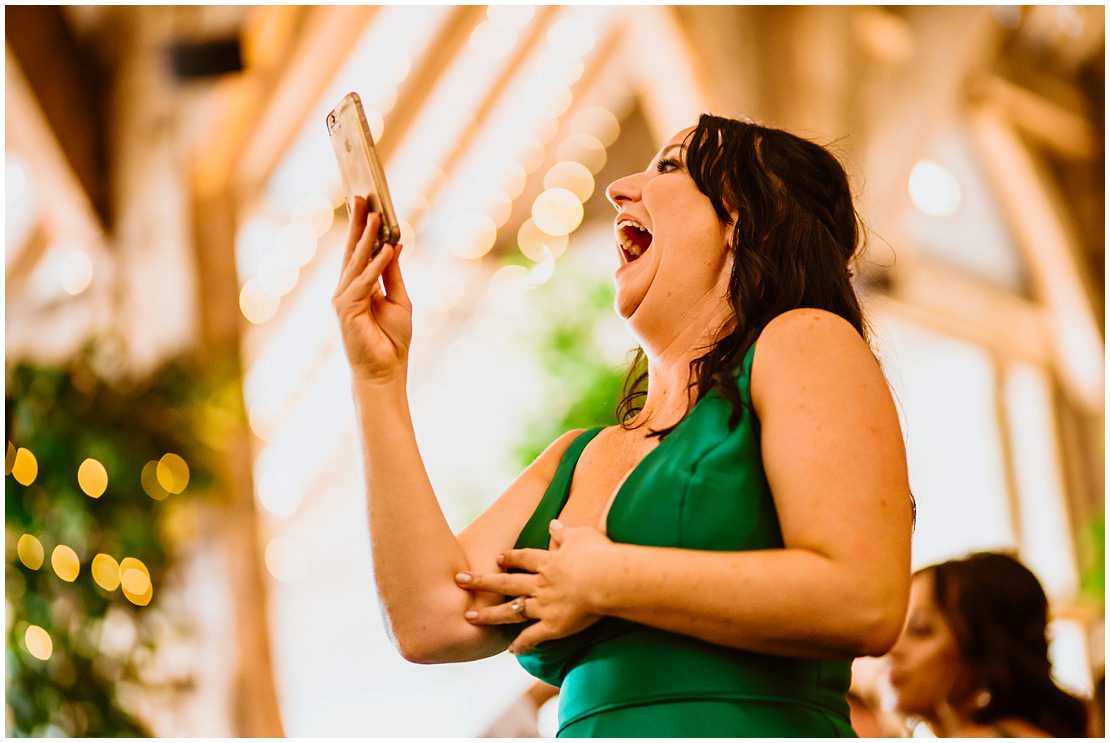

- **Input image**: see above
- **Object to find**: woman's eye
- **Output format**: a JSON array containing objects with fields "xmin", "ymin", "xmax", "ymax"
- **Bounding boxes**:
[{"xmin": 656, "ymin": 158, "xmax": 681, "ymax": 173}]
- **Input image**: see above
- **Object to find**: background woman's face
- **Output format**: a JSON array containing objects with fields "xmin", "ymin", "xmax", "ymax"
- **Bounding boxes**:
[
  {"xmin": 604, "ymin": 127, "xmax": 733, "ymax": 332},
  {"xmin": 887, "ymin": 572, "xmax": 968, "ymax": 717}
]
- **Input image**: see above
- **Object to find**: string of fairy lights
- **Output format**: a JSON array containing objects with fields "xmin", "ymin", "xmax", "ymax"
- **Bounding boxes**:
[{"xmin": 7, "ymin": 443, "xmax": 191, "ymax": 662}]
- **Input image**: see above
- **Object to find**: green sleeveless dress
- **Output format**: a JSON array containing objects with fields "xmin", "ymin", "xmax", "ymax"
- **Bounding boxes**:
[{"xmin": 510, "ymin": 343, "xmax": 855, "ymax": 737}]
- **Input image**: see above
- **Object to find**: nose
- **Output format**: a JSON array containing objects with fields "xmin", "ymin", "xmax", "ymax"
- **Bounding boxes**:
[{"xmin": 605, "ymin": 172, "xmax": 642, "ymax": 210}]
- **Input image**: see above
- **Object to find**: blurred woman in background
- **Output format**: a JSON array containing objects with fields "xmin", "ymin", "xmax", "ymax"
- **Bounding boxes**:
[{"xmin": 887, "ymin": 552, "xmax": 1089, "ymax": 737}]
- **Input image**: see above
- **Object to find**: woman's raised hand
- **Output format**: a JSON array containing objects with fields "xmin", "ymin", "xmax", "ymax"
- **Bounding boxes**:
[{"xmin": 332, "ymin": 196, "xmax": 412, "ymax": 384}]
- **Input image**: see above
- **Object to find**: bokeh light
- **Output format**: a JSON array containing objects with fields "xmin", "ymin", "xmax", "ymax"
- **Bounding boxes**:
[
  {"xmin": 258, "ymin": 246, "xmax": 301, "ymax": 297},
  {"xmin": 517, "ymin": 218, "xmax": 569, "ymax": 261},
  {"xmin": 77, "ymin": 458, "xmax": 108, "ymax": 498},
  {"xmin": 909, "ymin": 159, "xmax": 962, "ymax": 217},
  {"xmin": 531, "ymin": 188, "xmax": 584, "ymax": 237},
  {"xmin": 292, "ymin": 193, "xmax": 336, "ymax": 237},
  {"xmin": 569, "ymin": 105, "xmax": 621, "ymax": 147},
  {"xmin": 11, "ymin": 447, "xmax": 38, "ymax": 486},
  {"xmin": 51, "ymin": 545, "xmax": 80, "ymax": 582},
  {"xmin": 119, "ymin": 557, "xmax": 153, "ymax": 606},
  {"xmin": 265, "ymin": 536, "xmax": 308, "ymax": 583},
  {"xmin": 24, "ymin": 625, "xmax": 52, "ymax": 661},
  {"xmin": 91, "ymin": 554, "xmax": 121, "ymax": 591},
  {"xmin": 141, "ymin": 460, "xmax": 169, "ymax": 500},
  {"xmin": 59, "ymin": 250, "xmax": 94, "ymax": 296},
  {"xmin": 16, "ymin": 534, "xmax": 44, "ymax": 570},
  {"xmin": 156, "ymin": 453, "xmax": 190, "ymax": 494},
  {"xmin": 276, "ymin": 222, "xmax": 318, "ymax": 267},
  {"xmin": 487, "ymin": 4, "xmax": 534, "ymax": 29},
  {"xmin": 448, "ymin": 213, "xmax": 498, "ymax": 260},
  {"xmin": 543, "ymin": 161, "xmax": 595, "ymax": 202},
  {"xmin": 556, "ymin": 133, "xmax": 607, "ymax": 174},
  {"xmin": 240, "ymin": 278, "xmax": 280, "ymax": 324}
]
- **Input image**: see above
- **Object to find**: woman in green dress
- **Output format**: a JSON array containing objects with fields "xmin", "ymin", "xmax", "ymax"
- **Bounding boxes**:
[{"xmin": 333, "ymin": 114, "xmax": 914, "ymax": 736}]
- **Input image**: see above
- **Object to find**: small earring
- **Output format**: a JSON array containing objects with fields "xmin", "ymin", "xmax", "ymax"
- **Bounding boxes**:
[{"xmin": 974, "ymin": 689, "xmax": 992, "ymax": 709}]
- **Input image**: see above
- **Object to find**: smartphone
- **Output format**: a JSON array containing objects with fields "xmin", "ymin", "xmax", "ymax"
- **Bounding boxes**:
[{"xmin": 326, "ymin": 92, "xmax": 401, "ymax": 252}]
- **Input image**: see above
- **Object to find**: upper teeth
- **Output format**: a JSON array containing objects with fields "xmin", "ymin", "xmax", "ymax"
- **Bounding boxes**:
[{"xmin": 616, "ymin": 219, "xmax": 652, "ymax": 258}]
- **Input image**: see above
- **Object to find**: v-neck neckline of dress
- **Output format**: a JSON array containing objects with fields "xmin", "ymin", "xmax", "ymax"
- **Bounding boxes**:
[{"xmin": 550, "ymin": 397, "xmax": 708, "ymax": 547}]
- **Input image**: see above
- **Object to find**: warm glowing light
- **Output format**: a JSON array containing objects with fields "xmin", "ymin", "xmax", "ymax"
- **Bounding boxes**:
[
  {"xmin": 119, "ymin": 557, "xmax": 153, "ymax": 606},
  {"xmin": 489, "ymin": 265, "xmax": 530, "ymax": 314},
  {"xmin": 7, "ymin": 157, "xmax": 28, "ymax": 204},
  {"xmin": 121, "ymin": 568, "xmax": 150, "ymax": 595},
  {"xmin": 258, "ymin": 246, "xmax": 300, "ymax": 297},
  {"xmin": 517, "ymin": 218, "xmax": 569, "ymax": 261},
  {"xmin": 91, "ymin": 553, "xmax": 121, "ymax": 591},
  {"xmin": 51, "ymin": 545, "xmax": 80, "ymax": 582},
  {"xmin": 240, "ymin": 278, "xmax": 280, "ymax": 324},
  {"xmin": 6, "ymin": 441, "xmax": 15, "ymax": 475},
  {"xmin": 547, "ymin": 16, "xmax": 597, "ymax": 57},
  {"xmin": 16, "ymin": 534, "xmax": 44, "ymax": 570},
  {"xmin": 532, "ymin": 188, "xmax": 584, "ymax": 237},
  {"xmin": 77, "ymin": 458, "xmax": 108, "ymax": 498},
  {"xmin": 156, "ymin": 453, "xmax": 190, "ymax": 494},
  {"xmin": 59, "ymin": 250, "xmax": 94, "ymax": 295},
  {"xmin": 488, "ymin": 190, "xmax": 514, "ymax": 228},
  {"xmin": 366, "ymin": 108, "xmax": 385, "ymax": 143},
  {"xmin": 569, "ymin": 106, "xmax": 621, "ymax": 147},
  {"xmin": 519, "ymin": 137, "xmax": 546, "ymax": 174},
  {"xmin": 469, "ymin": 20, "xmax": 516, "ymax": 59},
  {"xmin": 908, "ymin": 160, "xmax": 962, "ymax": 217},
  {"xmin": 236, "ymin": 217, "xmax": 282, "ymax": 281},
  {"xmin": 141, "ymin": 460, "xmax": 168, "ymax": 500},
  {"xmin": 544, "ymin": 161, "xmax": 595, "ymax": 202},
  {"xmin": 24, "ymin": 625, "xmax": 52, "ymax": 661},
  {"xmin": 265, "ymin": 536, "xmax": 308, "ymax": 583},
  {"xmin": 277, "ymin": 222, "xmax": 318, "ymax": 267},
  {"xmin": 487, "ymin": 4, "xmax": 534, "ymax": 29},
  {"xmin": 292, "ymin": 194, "xmax": 335, "ymax": 238},
  {"xmin": 448, "ymin": 213, "xmax": 498, "ymax": 260},
  {"xmin": 556, "ymin": 133, "xmax": 607, "ymax": 174},
  {"xmin": 523, "ymin": 246, "xmax": 557, "ymax": 288},
  {"xmin": 11, "ymin": 447, "xmax": 38, "ymax": 486},
  {"xmin": 495, "ymin": 160, "xmax": 528, "ymax": 200}
]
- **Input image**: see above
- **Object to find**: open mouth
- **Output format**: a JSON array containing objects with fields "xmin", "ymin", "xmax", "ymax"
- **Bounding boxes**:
[{"xmin": 616, "ymin": 219, "xmax": 653, "ymax": 263}]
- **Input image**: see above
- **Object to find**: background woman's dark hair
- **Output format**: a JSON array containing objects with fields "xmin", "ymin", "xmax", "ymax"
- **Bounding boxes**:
[
  {"xmin": 616, "ymin": 113, "xmax": 868, "ymax": 437},
  {"xmin": 924, "ymin": 552, "xmax": 1088, "ymax": 737}
]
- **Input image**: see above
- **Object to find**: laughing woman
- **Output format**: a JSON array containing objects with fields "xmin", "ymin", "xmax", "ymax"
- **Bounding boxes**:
[{"xmin": 333, "ymin": 114, "xmax": 914, "ymax": 737}]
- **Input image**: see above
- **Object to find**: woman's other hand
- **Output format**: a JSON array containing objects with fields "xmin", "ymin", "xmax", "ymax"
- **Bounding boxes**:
[
  {"xmin": 332, "ymin": 196, "xmax": 412, "ymax": 384},
  {"xmin": 455, "ymin": 521, "xmax": 612, "ymax": 654}
]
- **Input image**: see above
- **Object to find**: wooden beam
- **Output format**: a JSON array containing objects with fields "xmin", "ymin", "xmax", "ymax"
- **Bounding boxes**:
[{"xmin": 5, "ymin": 6, "xmax": 111, "ymax": 226}]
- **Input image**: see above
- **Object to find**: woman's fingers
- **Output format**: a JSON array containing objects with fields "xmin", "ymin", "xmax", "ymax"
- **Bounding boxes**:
[
  {"xmin": 464, "ymin": 598, "xmax": 537, "ymax": 626},
  {"xmin": 337, "ymin": 241, "xmax": 396, "ymax": 309},
  {"xmin": 509, "ymin": 622, "xmax": 552, "ymax": 655},
  {"xmin": 497, "ymin": 548, "xmax": 547, "ymax": 573},
  {"xmin": 380, "ymin": 243, "xmax": 410, "ymax": 308},
  {"xmin": 337, "ymin": 210, "xmax": 381, "ymax": 294},
  {"xmin": 454, "ymin": 570, "xmax": 534, "ymax": 595},
  {"xmin": 342, "ymin": 196, "xmax": 369, "ymax": 268}
]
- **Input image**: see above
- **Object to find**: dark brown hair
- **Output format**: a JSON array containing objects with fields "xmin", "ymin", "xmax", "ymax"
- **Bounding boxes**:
[
  {"xmin": 616, "ymin": 113, "xmax": 868, "ymax": 435},
  {"xmin": 924, "ymin": 552, "xmax": 1088, "ymax": 737}
]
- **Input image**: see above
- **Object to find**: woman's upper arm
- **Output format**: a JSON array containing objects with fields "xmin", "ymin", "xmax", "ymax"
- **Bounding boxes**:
[
  {"xmin": 457, "ymin": 429, "xmax": 586, "ymax": 588},
  {"xmin": 751, "ymin": 309, "xmax": 912, "ymax": 633}
]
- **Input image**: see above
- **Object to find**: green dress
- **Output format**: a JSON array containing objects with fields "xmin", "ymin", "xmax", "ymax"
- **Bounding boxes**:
[{"xmin": 511, "ymin": 343, "xmax": 856, "ymax": 737}]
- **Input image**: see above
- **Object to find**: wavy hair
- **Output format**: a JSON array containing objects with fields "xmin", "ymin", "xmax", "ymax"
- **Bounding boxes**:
[
  {"xmin": 924, "ymin": 552, "xmax": 1088, "ymax": 737},
  {"xmin": 616, "ymin": 113, "xmax": 868, "ymax": 436}
]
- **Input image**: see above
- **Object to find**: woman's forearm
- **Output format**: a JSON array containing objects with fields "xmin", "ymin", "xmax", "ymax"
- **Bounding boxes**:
[
  {"xmin": 588, "ymin": 542, "xmax": 905, "ymax": 658},
  {"xmin": 352, "ymin": 374, "xmax": 501, "ymax": 663}
]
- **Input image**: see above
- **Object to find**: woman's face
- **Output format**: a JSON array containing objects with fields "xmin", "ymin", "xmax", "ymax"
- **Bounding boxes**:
[
  {"xmin": 604, "ymin": 127, "xmax": 734, "ymax": 338},
  {"xmin": 887, "ymin": 572, "xmax": 969, "ymax": 718}
]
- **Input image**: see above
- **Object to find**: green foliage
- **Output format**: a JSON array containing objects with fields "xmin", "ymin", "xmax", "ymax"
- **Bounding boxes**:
[
  {"xmin": 5, "ymin": 342, "xmax": 228, "ymax": 736},
  {"xmin": 1078, "ymin": 513, "xmax": 1105, "ymax": 607},
  {"xmin": 510, "ymin": 264, "xmax": 634, "ymax": 470}
]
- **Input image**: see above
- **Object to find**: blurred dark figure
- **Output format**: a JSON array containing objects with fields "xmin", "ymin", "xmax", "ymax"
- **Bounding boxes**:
[{"xmin": 888, "ymin": 552, "xmax": 1089, "ymax": 737}]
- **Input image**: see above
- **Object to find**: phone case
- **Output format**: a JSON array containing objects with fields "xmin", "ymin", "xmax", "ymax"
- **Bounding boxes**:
[{"xmin": 326, "ymin": 92, "xmax": 401, "ymax": 248}]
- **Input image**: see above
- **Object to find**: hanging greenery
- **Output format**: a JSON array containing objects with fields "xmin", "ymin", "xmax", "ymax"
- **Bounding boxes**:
[{"xmin": 5, "ymin": 341, "xmax": 235, "ymax": 736}]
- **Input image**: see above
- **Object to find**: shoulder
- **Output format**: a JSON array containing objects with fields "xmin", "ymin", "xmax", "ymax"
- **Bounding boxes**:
[
  {"xmin": 750, "ymin": 308, "xmax": 879, "ymax": 411},
  {"xmin": 525, "ymin": 428, "xmax": 590, "ymax": 482}
]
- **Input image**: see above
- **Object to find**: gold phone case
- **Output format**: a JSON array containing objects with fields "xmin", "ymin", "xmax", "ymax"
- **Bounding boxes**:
[{"xmin": 326, "ymin": 92, "xmax": 401, "ymax": 249}]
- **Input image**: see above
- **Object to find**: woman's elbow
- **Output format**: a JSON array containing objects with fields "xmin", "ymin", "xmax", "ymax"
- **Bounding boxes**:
[
  {"xmin": 390, "ymin": 623, "xmax": 504, "ymax": 664},
  {"xmin": 851, "ymin": 592, "xmax": 908, "ymax": 657}
]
